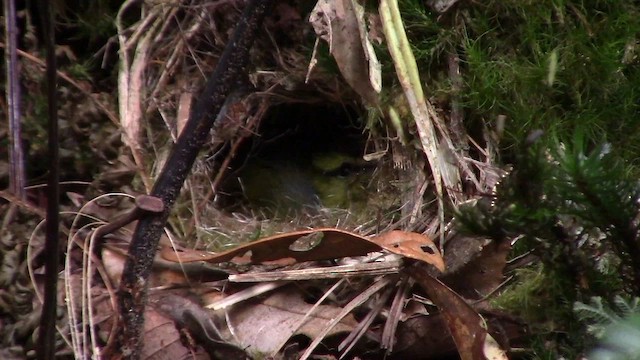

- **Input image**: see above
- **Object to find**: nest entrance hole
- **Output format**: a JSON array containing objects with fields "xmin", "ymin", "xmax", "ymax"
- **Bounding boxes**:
[{"xmin": 217, "ymin": 101, "xmax": 370, "ymax": 218}]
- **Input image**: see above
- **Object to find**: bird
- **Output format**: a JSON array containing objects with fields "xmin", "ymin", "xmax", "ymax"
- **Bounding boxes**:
[
  {"xmin": 236, "ymin": 151, "xmax": 371, "ymax": 217},
  {"xmin": 239, "ymin": 160, "xmax": 320, "ymax": 216}
]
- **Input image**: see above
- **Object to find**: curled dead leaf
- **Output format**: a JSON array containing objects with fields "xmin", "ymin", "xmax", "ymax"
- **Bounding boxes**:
[
  {"xmin": 309, "ymin": 0, "xmax": 381, "ymax": 104},
  {"xmin": 161, "ymin": 228, "xmax": 445, "ymax": 272},
  {"xmin": 373, "ymin": 230, "xmax": 445, "ymax": 272},
  {"xmin": 410, "ymin": 265, "xmax": 507, "ymax": 360}
]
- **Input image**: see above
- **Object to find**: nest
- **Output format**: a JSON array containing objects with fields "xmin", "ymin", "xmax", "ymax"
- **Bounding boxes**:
[{"xmin": 114, "ymin": 0, "xmax": 487, "ymax": 250}]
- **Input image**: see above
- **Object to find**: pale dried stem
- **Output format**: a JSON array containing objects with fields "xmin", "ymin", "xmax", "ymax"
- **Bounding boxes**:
[
  {"xmin": 271, "ymin": 279, "xmax": 345, "ymax": 356},
  {"xmin": 116, "ymin": 2, "xmax": 163, "ymax": 192},
  {"xmin": 299, "ymin": 275, "xmax": 397, "ymax": 360},
  {"xmin": 64, "ymin": 194, "xmax": 134, "ymax": 358},
  {"xmin": 339, "ymin": 286, "xmax": 395, "ymax": 357},
  {"xmin": 229, "ymin": 261, "xmax": 401, "ymax": 282},
  {"xmin": 146, "ymin": 7, "xmax": 208, "ymax": 115}
]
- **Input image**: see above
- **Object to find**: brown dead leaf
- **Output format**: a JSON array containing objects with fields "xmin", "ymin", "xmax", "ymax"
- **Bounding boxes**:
[
  {"xmin": 373, "ymin": 230, "xmax": 445, "ymax": 272},
  {"xmin": 161, "ymin": 228, "xmax": 377, "ymax": 264},
  {"xmin": 151, "ymin": 292, "xmax": 249, "ymax": 360},
  {"xmin": 96, "ymin": 291, "xmax": 209, "ymax": 360},
  {"xmin": 309, "ymin": 0, "xmax": 380, "ymax": 104},
  {"xmin": 411, "ymin": 265, "xmax": 506, "ymax": 360},
  {"xmin": 394, "ymin": 311, "xmax": 516, "ymax": 359},
  {"xmin": 222, "ymin": 286, "xmax": 357, "ymax": 357},
  {"xmin": 441, "ymin": 238, "xmax": 511, "ymax": 301},
  {"xmin": 140, "ymin": 308, "xmax": 209, "ymax": 360},
  {"xmin": 161, "ymin": 228, "xmax": 444, "ymax": 272}
]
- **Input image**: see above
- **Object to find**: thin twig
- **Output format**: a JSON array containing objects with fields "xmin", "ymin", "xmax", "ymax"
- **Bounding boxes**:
[
  {"xmin": 271, "ymin": 279, "xmax": 346, "ymax": 357},
  {"xmin": 381, "ymin": 275, "xmax": 412, "ymax": 351},
  {"xmin": 37, "ymin": 0, "xmax": 60, "ymax": 357},
  {"xmin": 380, "ymin": 0, "xmax": 448, "ymax": 248},
  {"xmin": 3, "ymin": 0, "xmax": 25, "ymax": 200},
  {"xmin": 339, "ymin": 285, "xmax": 395, "ymax": 358},
  {"xmin": 299, "ymin": 275, "xmax": 397, "ymax": 360}
]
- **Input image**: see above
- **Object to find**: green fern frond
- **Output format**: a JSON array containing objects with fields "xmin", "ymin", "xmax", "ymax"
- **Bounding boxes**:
[
  {"xmin": 574, "ymin": 297, "xmax": 623, "ymax": 338},
  {"xmin": 590, "ymin": 315, "xmax": 640, "ymax": 360},
  {"xmin": 613, "ymin": 296, "xmax": 640, "ymax": 317}
]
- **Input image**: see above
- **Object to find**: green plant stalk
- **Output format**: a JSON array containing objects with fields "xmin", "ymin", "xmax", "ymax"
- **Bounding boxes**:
[
  {"xmin": 387, "ymin": 0, "xmax": 424, "ymax": 103},
  {"xmin": 387, "ymin": 106, "xmax": 408, "ymax": 145},
  {"xmin": 380, "ymin": 0, "xmax": 445, "ymax": 244}
]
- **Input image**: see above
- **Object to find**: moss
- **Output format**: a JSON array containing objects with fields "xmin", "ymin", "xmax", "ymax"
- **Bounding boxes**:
[
  {"xmin": 395, "ymin": 0, "xmax": 640, "ymax": 166},
  {"xmin": 492, "ymin": 265, "xmax": 592, "ymax": 358}
]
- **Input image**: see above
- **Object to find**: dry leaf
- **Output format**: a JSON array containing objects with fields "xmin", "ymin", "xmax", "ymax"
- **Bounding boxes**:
[
  {"xmin": 140, "ymin": 308, "xmax": 209, "ymax": 360},
  {"xmin": 411, "ymin": 265, "xmax": 506, "ymax": 360},
  {"xmin": 373, "ymin": 230, "xmax": 445, "ymax": 272},
  {"xmin": 95, "ymin": 292, "xmax": 209, "ymax": 359},
  {"xmin": 309, "ymin": 0, "xmax": 380, "ymax": 104},
  {"xmin": 151, "ymin": 292, "xmax": 249, "ymax": 359},
  {"xmin": 161, "ymin": 228, "xmax": 380, "ymax": 264},
  {"xmin": 352, "ymin": 0, "xmax": 382, "ymax": 93},
  {"xmin": 441, "ymin": 238, "xmax": 511, "ymax": 301},
  {"xmin": 161, "ymin": 228, "xmax": 444, "ymax": 272},
  {"xmin": 223, "ymin": 287, "xmax": 357, "ymax": 356}
]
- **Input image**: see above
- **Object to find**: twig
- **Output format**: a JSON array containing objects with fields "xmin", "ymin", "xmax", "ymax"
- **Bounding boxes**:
[
  {"xmin": 37, "ymin": 0, "xmax": 60, "ymax": 357},
  {"xmin": 299, "ymin": 274, "xmax": 397, "ymax": 360},
  {"xmin": 228, "ymin": 260, "xmax": 402, "ymax": 282},
  {"xmin": 206, "ymin": 281, "xmax": 287, "ymax": 310},
  {"xmin": 92, "ymin": 195, "xmax": 164, "ymax": 242},
  {"xmin": 146, "ymin": 7, "xmax": 209, "ymax": 115},
  {"xmin": 0, "ymin": 189, "xmax": 46, "ymax": 218},
  {"xmin": 379, "ymin": 0, "xmax": 448, "ymax": 247},
  {"xmin": 339, "ymin": 285, "xmax": 395, "ymax": 358},
  {"xmin": 381, "ymin": 275, "xmax": 412, "ymax": 351},
  {"xmin": 3, "ymin": 0, "xmax": 25, "ymax": 200},
  {"xmin": 271, "ymin": 279, "xmax": 346, "ymax": 357},
  {"xmin": 472, "ymin": 275, "xmax": 515, "ymax": 305}
]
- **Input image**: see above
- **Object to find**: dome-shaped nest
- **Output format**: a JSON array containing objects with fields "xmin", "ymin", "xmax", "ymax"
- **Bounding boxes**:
[{"xmin": 114, "ymin": 0, "xmax": 497, "ymax": 250}]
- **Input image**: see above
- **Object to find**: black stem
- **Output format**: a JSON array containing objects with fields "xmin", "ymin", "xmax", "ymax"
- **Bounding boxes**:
[{"xmin": 37, "ymin": 0, "xmax": 60, "ymax": 359}]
